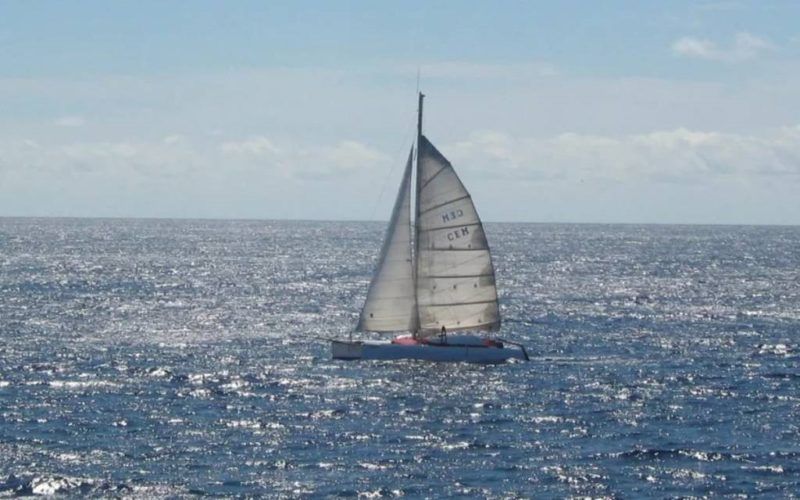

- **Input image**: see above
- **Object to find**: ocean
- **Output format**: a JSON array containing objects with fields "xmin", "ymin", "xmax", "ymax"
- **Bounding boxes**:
[{"xmin": 1, "ymin": 218, "xmax": 798, "ymax": 497}]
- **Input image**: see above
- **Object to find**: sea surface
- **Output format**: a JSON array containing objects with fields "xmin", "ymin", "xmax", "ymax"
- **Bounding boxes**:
[{"xmin": 1, "ymin": 218, "xmax": 799, "ymax": 497}]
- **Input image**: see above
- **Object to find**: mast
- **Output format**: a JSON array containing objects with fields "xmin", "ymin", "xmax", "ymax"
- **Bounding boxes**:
[
  {"xmin": 417, "ymin": 92, "xmax": 424, "ymax": 140},
  {"xmin": 413, "ymin": 92, "xmax": 424, "ymax": 336}
]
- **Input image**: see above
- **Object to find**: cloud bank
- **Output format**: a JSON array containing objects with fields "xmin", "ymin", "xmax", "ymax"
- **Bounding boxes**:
[
  {"xmin": 0, "ymin": 136, "xmax": 388, "ymax": 182},
  {"xmin": 2, "ymin": 125, "xmax": 798, "ymax": 214},
  {"xmin": 447, "ymin": 126, "xmax": 800, "ymax": 184}
]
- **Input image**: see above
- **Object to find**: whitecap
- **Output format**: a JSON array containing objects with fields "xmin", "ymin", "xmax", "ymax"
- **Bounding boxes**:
[{"xmin": 30, "ymin": 475, "xmax": 91, "ymax": 495}]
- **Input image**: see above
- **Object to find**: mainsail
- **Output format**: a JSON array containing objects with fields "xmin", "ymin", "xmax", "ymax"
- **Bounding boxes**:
[
  {"xmin": 356, "ymin": 149, "xmax": 418, "ymax": 332},
  {"xmin": 414, "ymin": 135, "xmax": 500, "ymax": 334}
]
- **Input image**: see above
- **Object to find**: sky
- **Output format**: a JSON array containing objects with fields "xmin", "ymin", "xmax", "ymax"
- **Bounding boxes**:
[{"xmin": 1, "ymin": 0, "xmax": 799, "ymax": 224}]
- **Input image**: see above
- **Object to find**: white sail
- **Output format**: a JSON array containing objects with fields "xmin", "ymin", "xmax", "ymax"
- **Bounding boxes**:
[
  {"xmin": 356, "ymin": 149, "xmax": 418, "ymax": 332},
  {"xmin": 414, "ymin": 135, "xmax": 500, "ymax": 335}
]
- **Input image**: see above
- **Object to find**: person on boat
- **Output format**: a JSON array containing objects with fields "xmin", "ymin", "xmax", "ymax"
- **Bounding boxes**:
[{"xmin": 440, "ymin": 325, "xmax": 447, "ymax": 343}]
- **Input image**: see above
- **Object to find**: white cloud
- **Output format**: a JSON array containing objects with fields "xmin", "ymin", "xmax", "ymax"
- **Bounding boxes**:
[
  {"xmin": 162, "ymin": 134, "xmax": 185, "ymax": 145},
  {"xmin": 220, "ymin": 136, "xmax": 281, "ymax": 156},
  {"xmin": 53, "ymin": 115, "xmax": 86, "ymax": 127},
  {"xmin": 218, "ymin": 136, "xmax": 388, "ymax": 179},
  {"xmin": 325, "ymin": 140, "xmax": 389, "ymax": 171},
  {"xmin": 695, "ymin": 1, "xmax": 743, "ymax": 11},
  {"xmin": 671, "ymin": 37, "xmax": 718, "ymax": 60},
  {"xmin": 672, "ymin": 32, "xmax": 774, "ymax": 62},
  {"xmin": 0, "ymin": 139, "xmax": 207, "ymax": 182}
]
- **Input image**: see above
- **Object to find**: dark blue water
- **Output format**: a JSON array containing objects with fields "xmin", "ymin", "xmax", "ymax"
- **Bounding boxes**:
[{"xmin": 1, "ymin": 218, "xmax": 799, "ymax": 497}]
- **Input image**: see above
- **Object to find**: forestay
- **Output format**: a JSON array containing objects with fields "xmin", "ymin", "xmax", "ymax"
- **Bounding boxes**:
[
  {"xmin": 414, "ymin": 135, "xmax": 500, "ymax": 335},
  {"xmin": 356, "ymin": 149, "xmax": 418, "ymax": 332}
]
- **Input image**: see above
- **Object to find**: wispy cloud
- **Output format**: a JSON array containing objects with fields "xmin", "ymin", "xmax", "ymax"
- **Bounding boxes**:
[
  {"xmin": 220, "ymin": 136, "xmax": 281, "ymax": 156},
  {"xmin": 407, "ymin": 61, "xmax": 559, "ymax": 79},
  {"xmin": 695, "ymin": 1, "xmax": 744, "ymax": 12},
  {"xmin": 671, "ymin": 32, "xmax": 774, "ymax": 62},
  {"xmin": 53, "ymin": 115, "xmax": 86, "ymax": 127}
]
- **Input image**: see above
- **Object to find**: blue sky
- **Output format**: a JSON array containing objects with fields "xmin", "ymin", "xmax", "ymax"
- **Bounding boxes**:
[{"xmin": 2, "ymin": 1, "xmax": 799, "ymax": 223}]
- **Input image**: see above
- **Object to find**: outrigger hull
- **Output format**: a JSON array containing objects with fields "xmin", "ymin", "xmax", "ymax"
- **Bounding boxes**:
[{"xmin": 331, "ymin": 335, "xmax": 528, "ymax": 364}]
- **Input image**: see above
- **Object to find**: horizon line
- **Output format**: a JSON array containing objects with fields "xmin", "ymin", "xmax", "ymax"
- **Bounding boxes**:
[{"xmin": 1, "ymin": 214, "xmax": 798, "ymax": 228}]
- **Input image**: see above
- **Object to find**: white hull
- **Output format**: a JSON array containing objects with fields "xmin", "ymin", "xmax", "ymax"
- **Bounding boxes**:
[{"xmin": 331, "ymin": 337, "xmax": 528, "ymax": 364}]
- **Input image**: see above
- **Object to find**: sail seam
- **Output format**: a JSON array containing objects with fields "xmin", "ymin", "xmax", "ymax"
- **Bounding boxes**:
[
  {"xmin": 419, "ymin": 195, "xmax": 472, "ymax": 215},
  {"xmin": 421, "ymin": 273, "xmax": 494, "ymax": 279},
  {"xmin": 423, "ymin": 299, "xmax": 496, "ymax": 307},
  {"xmin": 420, "ymin": 248, "xmax": 488, "ymax": 252},
  {"xmin": 420, "ymin": 166, "xmax": 447, "ymax": 190},
  {"xmin": 419, "ymin": 222, "xmax": 480, "ymax": 232}
]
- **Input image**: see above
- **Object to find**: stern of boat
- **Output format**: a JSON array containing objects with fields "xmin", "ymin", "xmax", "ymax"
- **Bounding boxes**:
[{"xmin": 331, "ymin": 340, "xmax": 363, "ymax": 360}]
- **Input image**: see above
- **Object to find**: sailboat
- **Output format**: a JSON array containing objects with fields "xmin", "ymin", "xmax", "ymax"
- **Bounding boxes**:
[{"xmin": 331, "ymin": 93, "xmax": 529, "ymax": 363}]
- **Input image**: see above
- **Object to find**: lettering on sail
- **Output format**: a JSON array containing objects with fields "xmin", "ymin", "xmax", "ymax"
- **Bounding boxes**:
[
  {"xmin": 441, "ymin": 209, "xmax": 464, "ymax": 224},
  {"xmin": 447, "ymin": 226, "xmax": 470, "ymax": 241}
]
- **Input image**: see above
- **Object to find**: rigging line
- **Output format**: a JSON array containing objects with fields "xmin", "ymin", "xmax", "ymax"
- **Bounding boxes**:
[
  {"xmin": 366, "ymin": 116, "xmax": 416, "ymax": 223},
  {"xmin": 367, "ymin": 76, "xmax": 420, "ymax": 222}
]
